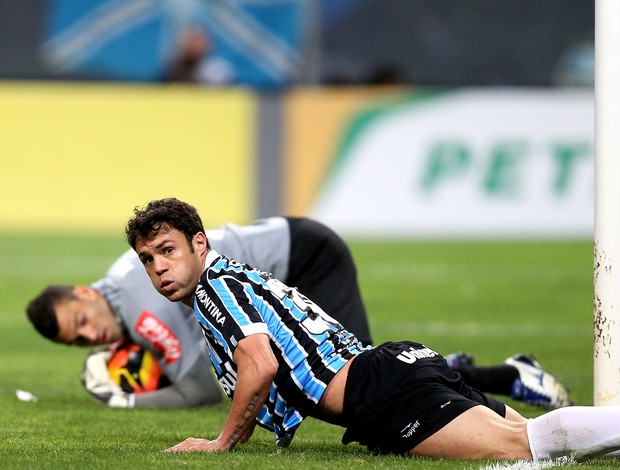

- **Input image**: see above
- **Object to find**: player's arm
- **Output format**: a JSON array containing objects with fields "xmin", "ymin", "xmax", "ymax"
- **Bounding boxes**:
[
  {"xmin": 81, "ymin": 345, "xmax": 223, "ymax": 408},
  {"xmin": 166, "ymin": 333, "xmax": 277, "ymax": 452},
  {"xmin": 133, "ymin": 358, "xmax": 222, "ymax": 408},
  {"xmin": 135, "ymin": 308, "xmax": 222, "ymax": 407}
]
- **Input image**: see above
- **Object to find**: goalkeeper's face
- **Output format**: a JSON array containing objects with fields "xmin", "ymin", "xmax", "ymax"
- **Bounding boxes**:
[{"xmin": 54, "ymin": 286, "xmax": 123, "ymax": 346}]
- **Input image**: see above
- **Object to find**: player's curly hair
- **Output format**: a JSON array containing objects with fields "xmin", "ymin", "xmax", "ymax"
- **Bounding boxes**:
[
  {"xmin": 26, "ymin": 285, "xmax": 75, "ymax": 340},
  {"xmin": 125, "ymin": 197, "xmax": 207, "ymax": 251}
]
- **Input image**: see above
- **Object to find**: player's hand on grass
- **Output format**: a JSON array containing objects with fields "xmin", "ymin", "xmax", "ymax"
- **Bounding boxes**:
[
  {"xmin": 165, "ymin": 437, "xmax": 225, "ymax": 452},
  {"xmin": 166, "ymin": 426, "xmax": 255, "ymax": 453},
  {"xmin": 81, "ymin": 348, "xmax": 135, "ymax": 408}
]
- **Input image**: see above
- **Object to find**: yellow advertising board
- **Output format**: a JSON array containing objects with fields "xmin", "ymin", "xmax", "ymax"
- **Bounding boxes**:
[{"xmin": 0, "ymin": 82, "xmax": 255, "ymax": 233}]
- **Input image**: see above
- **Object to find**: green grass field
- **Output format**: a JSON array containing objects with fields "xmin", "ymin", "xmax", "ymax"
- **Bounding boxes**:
[{"xmin": 0, "ymin": 233, "xmax": 615, "ymax": 469}]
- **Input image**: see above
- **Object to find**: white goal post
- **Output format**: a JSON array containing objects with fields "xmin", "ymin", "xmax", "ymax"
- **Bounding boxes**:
[{"xmin": 594, "ymin": 0, "xmax": 620, "ymax": 405}]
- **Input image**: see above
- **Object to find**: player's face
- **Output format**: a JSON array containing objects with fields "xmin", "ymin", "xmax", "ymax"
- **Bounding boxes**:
[
  {"xmin": 54, "ymin": 286, "xmax": 123, "ymax": 346},
  {"xmin": 135, "ymin": 227, "xmax": 207, "ymax": 306}
]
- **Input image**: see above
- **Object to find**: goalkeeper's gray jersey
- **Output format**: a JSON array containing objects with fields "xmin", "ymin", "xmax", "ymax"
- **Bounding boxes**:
[{"xmin": 92, "ymin": 217, "xmax": 290, "ymax": 386}]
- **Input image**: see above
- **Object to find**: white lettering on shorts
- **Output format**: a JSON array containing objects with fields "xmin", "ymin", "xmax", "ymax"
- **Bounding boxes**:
[
  {"xmin": 396, "ymin": 346, "xmax": 438, "ymax": 364},
  {"xmin": 400, "ymin": 420, "xmax": 421, "ymax": 439}
]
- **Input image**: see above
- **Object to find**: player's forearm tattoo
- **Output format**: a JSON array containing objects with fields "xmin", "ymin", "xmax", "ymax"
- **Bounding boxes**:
[{"xmin": 228, "ymin": 391, "xmax": 261, "ymax": 448}]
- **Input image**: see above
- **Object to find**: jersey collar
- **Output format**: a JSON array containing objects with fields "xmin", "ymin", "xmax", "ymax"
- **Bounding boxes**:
[{"xmin": 204, "ymin": 249, "xmax": 221, "ymax": 270}]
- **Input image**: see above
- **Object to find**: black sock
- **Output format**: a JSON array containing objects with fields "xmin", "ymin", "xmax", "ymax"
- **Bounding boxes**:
[{"xmin": 457, "ymin": 364, "xmax": 519, "ymax": 395}]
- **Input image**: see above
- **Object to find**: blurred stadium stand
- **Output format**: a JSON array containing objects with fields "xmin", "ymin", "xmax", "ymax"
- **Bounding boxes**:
[
  {"xmin": 0, "ymin": 0, "xmax": 594, "ymax": 88},
  {"xmin": 0, "ymin": 0, "xmax": 50, "ymax": 79},
  {"xmin": 320, "ymin": 0, "xmax": 594, "ymax": 87}
]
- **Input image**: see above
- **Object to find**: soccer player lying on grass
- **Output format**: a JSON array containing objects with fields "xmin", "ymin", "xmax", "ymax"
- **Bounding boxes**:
[
  {"xmin": 124, "ymin": 198, "xmax": 619, "ymax": 461},
  {"xmin": 26, "ymin": 216, "xmax": 570, "ymax": 410}
]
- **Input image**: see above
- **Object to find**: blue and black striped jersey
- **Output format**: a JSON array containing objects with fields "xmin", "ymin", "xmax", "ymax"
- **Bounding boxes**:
[{"xmin": 193, "ymin": 250, "xmax": 368, "ymax": 445}]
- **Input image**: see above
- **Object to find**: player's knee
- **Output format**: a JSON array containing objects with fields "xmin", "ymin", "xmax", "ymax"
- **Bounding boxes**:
[{"xmin": 481, "ymin": 420, "xmax": 532, "ymax": 460}]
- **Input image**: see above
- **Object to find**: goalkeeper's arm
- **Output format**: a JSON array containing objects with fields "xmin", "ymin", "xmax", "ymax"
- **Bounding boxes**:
[
  {"xmin": 133, "ymin": 362, "xmax": 223, "ymax": 408},
  {"xmin": 81, "ymin": 348, "xmax": 222, "ymax": 408}
]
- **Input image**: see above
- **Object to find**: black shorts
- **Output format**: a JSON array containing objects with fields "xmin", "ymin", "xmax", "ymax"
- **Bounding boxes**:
[
  {"xmin": 285, "ymin": 217, "xmax": 372, "ymax": 346},
  {"xmin": 341, "ymin": 341, "xmax": 506, "ymax": 455}
]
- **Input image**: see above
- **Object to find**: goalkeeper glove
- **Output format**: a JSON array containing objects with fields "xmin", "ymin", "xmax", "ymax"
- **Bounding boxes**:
[{"xmin": 81, "ymin": 348, "xmax": 135, "ymax": 408}]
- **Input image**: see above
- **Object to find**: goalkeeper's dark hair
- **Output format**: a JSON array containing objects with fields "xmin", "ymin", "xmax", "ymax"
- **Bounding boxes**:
[
  {"xmin": 125, "ymin": 197, "xmax": 208, "ymax": 251},
  {"xmin": 26, "ymin": 285, "xmax": 75, "ymax": 340}
]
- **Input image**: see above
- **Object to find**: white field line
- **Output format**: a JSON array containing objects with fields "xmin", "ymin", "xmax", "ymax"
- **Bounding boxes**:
[{"xmin": 477, "ymin": 456, "xmax": 576, "ymax": 470}]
